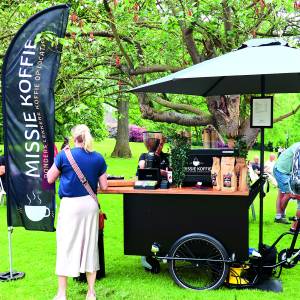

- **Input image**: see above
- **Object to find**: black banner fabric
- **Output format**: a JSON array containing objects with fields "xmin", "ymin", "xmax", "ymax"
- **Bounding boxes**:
[{"xmin": 1, "ymin": 5, "xmax": 69, "ymax": 231}]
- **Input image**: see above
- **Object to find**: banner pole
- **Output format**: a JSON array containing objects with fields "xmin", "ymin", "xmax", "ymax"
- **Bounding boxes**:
[
  {"xmin": 0, "ymin": 226, "xmax": 25, "ymax": 282},
  {"xmin": 8, "ymin": 226, "xmax": 13, "ymax": 279}
]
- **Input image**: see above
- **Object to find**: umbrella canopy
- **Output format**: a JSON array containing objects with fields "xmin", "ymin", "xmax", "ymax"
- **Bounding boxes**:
[{"xmin": 131, "ymin": 38, "xmax": 300, "ymax": 96}]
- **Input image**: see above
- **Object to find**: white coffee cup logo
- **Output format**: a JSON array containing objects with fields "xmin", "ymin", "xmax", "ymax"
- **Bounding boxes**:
[
  {"xmin": 167, "ymin": 171, "xmax": 173, "ymax": 183},
  {"xmin": 24, "ymin": 205, "xmax": 50, "ymax": 222},
  {"xmin": 193, "ymin": 157, "xmax": 200, "ymax": 167}
]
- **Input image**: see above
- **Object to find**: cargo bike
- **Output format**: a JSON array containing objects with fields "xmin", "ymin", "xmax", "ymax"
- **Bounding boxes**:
[
  {"xmin": 118, "ymin": 176, "xmax": 300, "ymax": 291},
  {"xmin": 154, "ymin": 219, "xmax": 300, "ymax": 291}
]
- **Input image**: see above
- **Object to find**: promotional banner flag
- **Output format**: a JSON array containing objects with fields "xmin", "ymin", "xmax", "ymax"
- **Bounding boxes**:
[{"xmin": 1, "ymin": 5, "xmax": 69, "ymax": 231}]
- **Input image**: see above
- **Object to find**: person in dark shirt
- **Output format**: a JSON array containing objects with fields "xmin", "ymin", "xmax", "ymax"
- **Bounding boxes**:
[
  {"xmin": 137, "ymin": 135, "xmax": 170, "ymax": 177},
  {"xmin": 61, "ymin": 137, "xmax": 69, "ymax": 151},
  {"xmin": 251, "ymin": 155, "xmax": 260, "ymax": 175},
  {"xmin": 137, "ymin": 134, "xmax": 170, "ymax": 272},
  {"xmin": 137, "ymin": 152, "xmax": 170, "ymax": 176}
]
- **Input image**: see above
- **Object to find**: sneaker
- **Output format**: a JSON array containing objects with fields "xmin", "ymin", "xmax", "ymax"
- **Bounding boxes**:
[
  {"xmin": 290, "ymin": 228, "xmax": 299, "ymax": 233},
  {"xmin": 274, "ymin": 217, "xmax": 290, "ymax": 224}
]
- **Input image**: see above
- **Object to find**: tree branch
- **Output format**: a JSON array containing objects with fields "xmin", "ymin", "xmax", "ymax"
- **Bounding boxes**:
[
  {"xmin": 181, "ymin": 27, "xmax": 202, "ymax": 64},
  {"xmin": 103, "ymin": 0, "xmax": 134, "ymax": 70},
  {"xmin": 55, "ymin": 85, "xmax": 94, "ymax": 111},
  {"xmin": 104, "ymin": 101, "xmax": 117, "ymax": 109},
  {"xmin": 66, "ymin": 31, "xmax": 134, "ymax": 45},
  {"xmin": 137, "ymin": 93, "xmax": 213, "ymax": 126},
  {"xmin": 123, "ymin": 65, "xmax": 183, "ymax": 75},
  {"xmin": 72, "ymin": 62, "xmax": 106, "ymax": 77},
  {"xmin": 106, "ymin": 76, "xmax": 133, "ymax": 86},
  {"xmin": 153, "ymin": 96, "xmax": 209, "ymax": 117},
  {"xmin": 166, "ymin": 0, "xmax": 202, "ymax": 64},
  {"xmin": 273, "ymin": 104, "xmax": 300, "ymax": 123},
  {"xmin": 222, "ymin": 0, "xmax": 233, "ymax": 38},
  {"xmin": 55, "ymin": 62, "xmax": 106, "ymax": 92}
]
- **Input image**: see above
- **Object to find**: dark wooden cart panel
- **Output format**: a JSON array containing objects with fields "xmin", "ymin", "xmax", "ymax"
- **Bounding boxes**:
[
  {"xmin": 100, "ymin": 187, "xmax": 254, "ymax": 261},
  {"xmin": 123, "ymin": 193, "xmax": 250, "ymax": 260}
]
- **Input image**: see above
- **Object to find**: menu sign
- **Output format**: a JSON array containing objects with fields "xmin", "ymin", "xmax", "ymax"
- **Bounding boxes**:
[
  {"xmin": 250, "ymin": 96, "xmax": 273, "ymax": 128},
  {"xmin": 184, "ymin": 151, "xmax": 213, "ymax": 186},
  {"xmin": 183, "ymin": 149, "xmax": 237, "ymax": 186}
]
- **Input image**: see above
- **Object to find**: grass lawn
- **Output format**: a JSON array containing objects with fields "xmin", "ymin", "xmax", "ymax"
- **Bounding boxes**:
[{"xmin": 0, "ymin": 139, "xmax": 299, "ymax": 300}]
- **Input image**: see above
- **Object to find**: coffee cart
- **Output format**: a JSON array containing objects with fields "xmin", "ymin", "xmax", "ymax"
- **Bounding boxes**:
[
  {"xmin": 101, "ymin": 180, "xmax": 263, "ymax": 290},
  {"xmin": 100, "ymin": 38, "xmax": 300, "ymax": 291}
]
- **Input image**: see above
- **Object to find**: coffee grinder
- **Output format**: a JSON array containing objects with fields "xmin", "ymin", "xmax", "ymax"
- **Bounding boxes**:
[
  {"xmin": 135, "ymin": 132, "xmax": 162, "ymax": 189},
  {"xmin": 143, "ymin": 131, "xmax": 162, "ymax": 168}
]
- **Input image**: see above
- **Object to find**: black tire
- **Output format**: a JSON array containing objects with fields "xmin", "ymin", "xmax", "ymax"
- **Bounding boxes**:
[
  {"xmin": 278, "ymin": 249, "xmax": 299, "ymax": 269},
  {"xmin": 168, "ymin": 233, "xmax": 229, "ymax": 290}
]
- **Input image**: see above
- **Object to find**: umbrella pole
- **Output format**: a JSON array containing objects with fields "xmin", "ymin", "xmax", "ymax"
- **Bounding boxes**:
[{"xmin": 258, "ymin": 127, "xmax": 265, "ymax": 252}]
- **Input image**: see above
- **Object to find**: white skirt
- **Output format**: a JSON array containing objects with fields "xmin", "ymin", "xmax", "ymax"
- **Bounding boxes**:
[{"xmin": 55, "ymin": 195, "xmax": 99, "ymax": 277}]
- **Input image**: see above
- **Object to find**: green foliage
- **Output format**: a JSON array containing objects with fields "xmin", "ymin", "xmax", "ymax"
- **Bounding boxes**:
[
  {"xmin": 169, "ymin": 133, "xmax": 191, "ymax": 187},
  {"xmin": 235, "ymin": 137, "xmax": 249, "ymax": 158},
  {"xmin": 0, "ymin": 1, "xmax": 300, "ymax": 146},
  {"xmin": 56, "ymin": 97, "xmax": 107, "ymax": 141},
  {"xmin": 0, "ymin": 1, "xmax": 110, "ymax": 142},
  {"xmin": 265, "ymin": 94, "xmax": 300, "ymax": 147}
]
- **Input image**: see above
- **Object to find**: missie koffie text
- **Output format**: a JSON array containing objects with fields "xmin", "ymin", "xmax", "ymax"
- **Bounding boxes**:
[
  {"xmin": 19, "ymin": 39, "xmax": 47, "ymax": 178},
  {"xmin": 185, "ymin": 166, "xmax": 212, "ymax": 172}
]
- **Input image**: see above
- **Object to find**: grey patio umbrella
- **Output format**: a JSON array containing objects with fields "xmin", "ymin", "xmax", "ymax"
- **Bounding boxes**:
[
  {"xmin": 131, "ymin": 38, "xmax": 300, "ymax": 254},
  {"xmin": 131, "ymin": 38, "xmax": 300, "ymax": 96}
]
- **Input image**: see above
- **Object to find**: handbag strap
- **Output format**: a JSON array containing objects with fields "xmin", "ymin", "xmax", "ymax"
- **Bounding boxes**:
[{"xmin": 64, "ymin": 147, "xmax": 99, "ymax": 207}]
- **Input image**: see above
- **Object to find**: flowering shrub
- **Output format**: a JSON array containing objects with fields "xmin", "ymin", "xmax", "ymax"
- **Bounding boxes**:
[
  {"xmin": 129, "ymin": 125, "xmax": 146, "ymax": 142},
  {"xmin": 107, "ymin": 123, "xmax": 146, "ymax": 142}
]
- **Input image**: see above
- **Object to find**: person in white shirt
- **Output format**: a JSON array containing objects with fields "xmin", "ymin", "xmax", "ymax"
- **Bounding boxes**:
[{"xmin": 264, "ymin": 153, "xmax": 277, "ymax": 187}]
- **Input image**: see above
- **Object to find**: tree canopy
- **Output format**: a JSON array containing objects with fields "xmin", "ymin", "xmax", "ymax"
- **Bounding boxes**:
[{"xmin": 0, "ymin": 0, "xmax": 299, "ymax": 147}]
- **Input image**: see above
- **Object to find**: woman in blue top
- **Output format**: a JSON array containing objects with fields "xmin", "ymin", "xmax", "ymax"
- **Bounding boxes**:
[{"xmin": 47, "ymin": 124, "xmax": 107, "ymax": 300}]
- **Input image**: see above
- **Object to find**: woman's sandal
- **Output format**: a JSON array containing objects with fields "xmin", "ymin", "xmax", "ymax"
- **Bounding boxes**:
[{"xmin": 86, "ymin": 293, "xmax": 96, "ymax": 300}]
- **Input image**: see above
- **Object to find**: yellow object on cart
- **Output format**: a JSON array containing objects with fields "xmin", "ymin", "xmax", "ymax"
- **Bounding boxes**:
[{"xmin": 226, "ymin": 265, "xmax": 250, "ymax": 285}]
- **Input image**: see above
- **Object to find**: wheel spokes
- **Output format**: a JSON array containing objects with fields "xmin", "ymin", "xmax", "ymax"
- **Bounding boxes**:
[{"xmin": 172, "ymin": 239, "xmax": 225, "ymax": 289}]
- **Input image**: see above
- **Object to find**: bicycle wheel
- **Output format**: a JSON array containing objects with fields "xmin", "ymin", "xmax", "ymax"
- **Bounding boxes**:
[{"xmin": 168, "ymin": 233, "xmax": 229, "ymax": 290}]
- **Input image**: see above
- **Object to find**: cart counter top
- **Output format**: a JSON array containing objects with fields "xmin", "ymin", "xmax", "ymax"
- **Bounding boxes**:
[{"xmin": 98, "ymin": 186, "xmax": 249, "ymax": 196}]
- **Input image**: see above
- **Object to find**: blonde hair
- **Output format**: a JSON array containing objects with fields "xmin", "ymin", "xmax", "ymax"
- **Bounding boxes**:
[{"xmin": 71, "ymin": 124, "xmax": 93, "ymax": 152}]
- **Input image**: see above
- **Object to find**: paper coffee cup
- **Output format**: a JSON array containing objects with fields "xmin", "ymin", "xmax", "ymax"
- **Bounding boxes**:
[{"xmin": 167, "ymin": 171, "xmax": 173, "ymax": 183}]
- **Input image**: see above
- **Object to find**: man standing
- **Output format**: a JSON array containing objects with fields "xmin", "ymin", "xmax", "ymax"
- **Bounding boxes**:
[
  {"xmin": 273, "ymin": 143, "xmax": 300, "ymax": 231},
  {"xmin": 264, "ymin": 153, "xmax": 277, "ymax": 187}
]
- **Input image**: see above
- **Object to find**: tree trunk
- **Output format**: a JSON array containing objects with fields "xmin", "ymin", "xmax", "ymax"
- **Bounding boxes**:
[
  {"xmin": 111, "ymin": 99, "xmax": 132, "ymax": 158},
  {"xmin": 207, "ymin": 95, "xmax": 240, "ymax": 138}
]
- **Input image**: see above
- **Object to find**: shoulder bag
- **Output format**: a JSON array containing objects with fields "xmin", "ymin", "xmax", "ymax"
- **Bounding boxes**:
[{"xmin": 64, "ymin": 147, "xmax": 107, "ymax": 230}]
